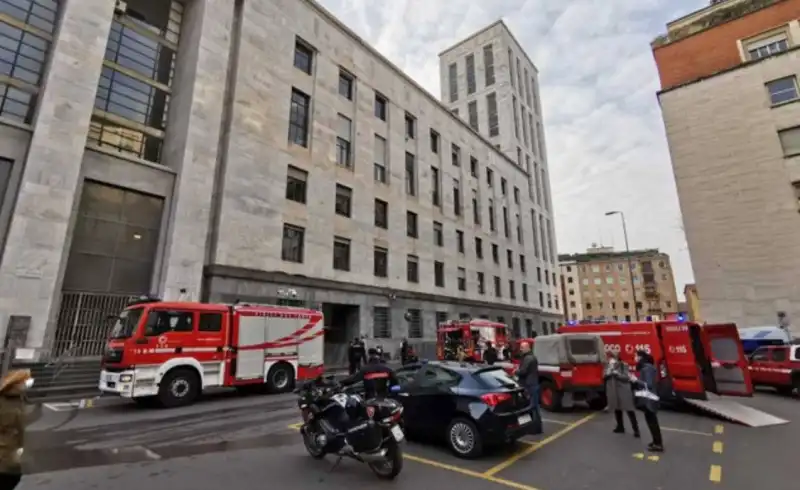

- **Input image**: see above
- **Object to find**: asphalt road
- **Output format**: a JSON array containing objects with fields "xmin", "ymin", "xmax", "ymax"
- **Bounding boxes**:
[{"xmin": 19, "ymin": 388, "xmax": 799, "ymax": 490}]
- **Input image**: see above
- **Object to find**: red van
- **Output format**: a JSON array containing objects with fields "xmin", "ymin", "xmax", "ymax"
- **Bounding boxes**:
[{"xmin": 559, "ymin": 321, "xmax": 754, "ymax": 402}]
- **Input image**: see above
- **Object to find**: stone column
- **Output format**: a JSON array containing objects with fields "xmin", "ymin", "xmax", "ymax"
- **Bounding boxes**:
[
  {"xmin": 0, "ymin": 0, "xmax": 116, "ymax": 348},
  {"xmin": 157, "ymin": 0, "xmax": 236, "ymax": 301}
]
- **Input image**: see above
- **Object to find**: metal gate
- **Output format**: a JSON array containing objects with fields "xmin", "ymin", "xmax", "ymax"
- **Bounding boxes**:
[{"xmin": 53, "ymin": 292, "xmax": 137, "ymax": 357}]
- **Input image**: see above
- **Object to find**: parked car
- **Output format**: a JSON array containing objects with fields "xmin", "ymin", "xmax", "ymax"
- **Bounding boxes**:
[
  {"xmin": 748, "ymin": 344, "xmax": 800, "ymax": 396},
  {"xmin": 389, "ymin": 361, "xmax": 537, "ymax": 458}
]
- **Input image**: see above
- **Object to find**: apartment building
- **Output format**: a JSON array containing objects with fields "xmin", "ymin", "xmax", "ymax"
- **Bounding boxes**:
[
  {"xmin": 0, "ymin": 0, "xmax": 556, "ymax": 363},
  {"xmin": 438, "ymin": 21, "xmax": 562, "ymax": 323},
  {"xmin": 558, "ymin": 247, "xmax": 679, "ymax": 323},
  {"xmin": 652, "ymin": 0, "xmax": 800, "ymax": 332}
]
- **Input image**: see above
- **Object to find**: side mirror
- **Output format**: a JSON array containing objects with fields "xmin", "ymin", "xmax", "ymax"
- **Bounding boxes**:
[{"xmin": 390, "ymin": 385, "xmax": 401, "ymax": 393}]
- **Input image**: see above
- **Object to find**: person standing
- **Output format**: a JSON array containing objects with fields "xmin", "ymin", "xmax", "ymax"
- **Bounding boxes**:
[
  {"xmin": 633, "ymin": 350, "xmax": 664, "ymax": 452},
  {"xmin": 399, "ymin": 338, "xmax": 410, "ymax": 365},
  {"xmin": 0, "ymin": 369, "xmax": 34, "ymax": 490},
  {"xmin": 483, "ymin": 341, "xmax": 498, "ymax": 365},
  {"xmin": 604, "ymin": 352, "xmax": 640, "ymax": 437},
  {"xmin": 516, "ymin": 341, "xmax": 539, "ymax": 410}
]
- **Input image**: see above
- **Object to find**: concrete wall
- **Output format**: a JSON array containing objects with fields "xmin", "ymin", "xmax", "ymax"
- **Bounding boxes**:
[{"xmin": 659, "ymin": 47, "xmax": 800, "ymax": 334}]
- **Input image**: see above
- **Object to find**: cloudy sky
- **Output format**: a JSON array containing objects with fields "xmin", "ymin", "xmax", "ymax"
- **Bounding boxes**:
[{"xmin": 317, "ymin": 0, "xmax": 706, "ymax": 299}]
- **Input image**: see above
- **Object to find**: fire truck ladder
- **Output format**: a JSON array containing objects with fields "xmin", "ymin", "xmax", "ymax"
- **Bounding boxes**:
[{"xmin": 683, "ymin": 393, "xmax": 790, "ymax": 427}]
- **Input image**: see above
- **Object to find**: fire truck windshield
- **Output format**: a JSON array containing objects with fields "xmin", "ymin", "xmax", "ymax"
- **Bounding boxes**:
[{"xmin": 109, "ymin": 307, "xmax": 144, "ymax": 339}]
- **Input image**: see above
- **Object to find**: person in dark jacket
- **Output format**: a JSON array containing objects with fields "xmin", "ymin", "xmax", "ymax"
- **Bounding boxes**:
[
  {"xmin": 340, "ymin": 348, "xmax": 400, "ymax": 399},
  {"xmin": 347, "ymin": 338, "xmax": 361, "ymax": 375},
  {"xmin": 399, "ymin": 338, "xmax": 410, "ymax": 364},
  {"xmin": 604, "ymin": 351, "xmax": 639, "ymax": 437},
  {"xmin": 516, "ymin": 341, "xmax": 539, "ymax": 410},
  {"xmin": 483, "ymin": 341, "xmax": 498, "ymax": 365},
  {"xmin": 633, "ymin": 350, "xmax": 664, "ymax": 452},
  {"xmin": 0, "ymin": 369, "xmax": 34, "ymax": 490}
]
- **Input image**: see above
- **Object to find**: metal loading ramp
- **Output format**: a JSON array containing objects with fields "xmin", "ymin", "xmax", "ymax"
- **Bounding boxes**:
[{"xmin": 684, "ymin": 393, "xmax": 790, "ymax": 427}]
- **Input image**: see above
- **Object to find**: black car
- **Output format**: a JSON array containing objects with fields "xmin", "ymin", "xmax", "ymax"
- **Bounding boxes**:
[{"xmin": 390, "ymin": 361, "xmax": 538, "ymax": 458}]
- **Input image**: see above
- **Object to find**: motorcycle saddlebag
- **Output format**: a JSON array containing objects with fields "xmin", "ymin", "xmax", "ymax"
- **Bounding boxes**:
[{"xmin": 346, "ymin": 420, "xmax": 382, "ymax": 453}]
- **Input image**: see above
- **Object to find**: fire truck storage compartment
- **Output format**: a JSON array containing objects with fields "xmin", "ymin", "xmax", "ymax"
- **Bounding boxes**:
[
  {"xmin": 534, "ymin": 334, "xmax": 605, "ymax": 385},
  {"xmin": 235, "ymin": 314, "xmax": 300, "ymax": 380}
]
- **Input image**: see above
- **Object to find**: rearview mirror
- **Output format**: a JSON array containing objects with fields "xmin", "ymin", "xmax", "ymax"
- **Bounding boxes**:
[{"xmin": 390, "ymin": 385, "xmax": 401, "ymax": 393}]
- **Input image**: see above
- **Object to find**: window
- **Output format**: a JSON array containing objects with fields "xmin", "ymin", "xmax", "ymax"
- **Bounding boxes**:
[
  {"xmin": 486, "ymin": 168, "xmax": 494, "ymax": 187},
  {"xmin": 477, "ymin": 272, "xmax": 485, "ymax": 294},
  {"xmin": 407, "ymin": 309, "xmax": 422, "ymax": 338},
  {"xmin": 405, "ymin": 152, "xmax": 416, "ymax": 196},
  {"xmin": 373, "ymin": 306, "xmax": 391, "ymax": 338},
  {"xmin": 374, "ymin": 135, "xmax": 387, "ymax": 183},
  {"xmin": 746, "ymin": 33, "xmax": 789, "ymax": 61},
  {"xmin": 333, "ymin": 237, "xmax": 351, "ymax": 271},
  {"xmin": 419, "ymin": 366, "xmax": 460, "ymax": 388},
  {"xmin": 406, "ymin": 211, "xmax": 418, "ymax": 238},
  {"xmin": 507, "ymin": 249, "xmax": 513, "ymax": 269},
  {"xmin": 405, "ymin": 112, "xmax": 416, "ymax": 139},
  {"xmin": 750, "ymin": 348, "xmax": 770, "ymax": 362},
  {"xmin": 487, "ymin": 92, "xmax": 499, "ymax": 137},
  {"xmin": 475, "ymin": 237, "xmax": 483, "ymax": 259},
  {"xmin": 407, "ymin": 254, "xmax": 419, "ymax": 282},
  {"xmin": 502, "ymin": 207, "xmax": 510, "ymax": 237},
  {"xmin": 451, "ymin": 144, "xmax": 461, "ymax": 166},
  {"xmin": 456, "ymin": 230, "xmax": 465, "ymax": 253},
  {"xmin": 433, "ymin": 221, "xmax": 444, "ymax": 246},
  {"xmin": 537, "ymin": 268, "xmax": 543, "ymax": 282},
  {"xmin": 483, "ymin": 44, "xmax": 495, "ymax": 86},
  {"xmin": 514, "ymin": 187, "xmax": 520, "ymax": 204},
  {"xmin": 336, "ymin": 114, "xmax": 353, "ymax": 168},
  {"xmin": 457, "ymin": 267, "xmax": 466, "ymax": 291},
  {"xmin": 522, "ymin": 109, "xmax": 530, "ymax": 148},
  {"xmin": 288, "ymin": 89, "xmax": 311, "ymax": 147},
  {"xmin": 520, "ymin": 254, "xmax": 526, "ymax": 273},
  {"xmin": 472, "ymin": 189, "xmax": 480, "ymax": 225},
  {"xmin": 374, "ymin": 246, "xmax": 388, "ymax": 277},
  {"xmin": 508, "ymin": 48, "xmax": 515, "ymax": 88},
  {"xmin": 470, "ymin": 157, "xmax": 478, "ymax": 178},
  {"xmin": 494, "ymin": 275, "xmax": 502, "ymax": 297},
  {"xmin": 434, "ymin": 261, "xmax": 445, "ymax": 287},
  {"xmin": 281, "ymin": 224, "xmax": 305, "ymax": 262},
  {"xmin": 766, "ymin": 76, "xmax": 798, "ymax": 105},
  {"xmin": 199, "ymin": 313, "xmax": 223, "ymax": 332},
  {"xmin": 294, "ymin": 38, "xmax": 313, "ymax": 73},
  {"xmin": 522, "ymin": 284, "xmax": 528, "ymax": 302},
  {"xmin": 0, "ymin": 0, "xmax": 57, "ymax": 126},
  {"xmin": 516, "ymin": 214, "xmax": 522, "ymax": 244},
  {"xmin": 512, "ymin": 96, "xmax": 520, "ymax": 138},
  {"xmin": 468, "ymin": 101, "xmax": 479, "ymax": 131},
  {"xmin": 466, "ymin": 53, "xmax": 476, "ymax": 94},
  {"xmin": 338, "ymin": 69, "xmax": 354, "ymax": 99},
  {"xmin": 509, "ymin": 280, "xmax": 516, "ymax": 300},
  {"xmin": 517, "ymin": 58, "xmax": 523, "ymax": 94},
  {"xmin": 374, "ymin": 199, "xmax": 388, "ymax": 228},
  {"xmin": 501, "ymin": 178, "xmax": 507, "ymax": 195},
  {"xmin": 448, "ymin": 62, "xmax": 458, "ymax": 102},
  {"xmin": 488, "ymin": 198, "xmax": 495, "ymax": 231},
  {"xmin": 778, "ymin": 126, "xmax": 800, "ymax": 157},
  {"xmin": 430, "ymin": 129, "xmax": 440, "ymax": 153},
  {"xmin": 524, "ymin": 68, "xmax": 532, "ymax": 106},
  {"xmin": 374, "ymin": 93, "xmax": 388, "ymax": 120},
  {"xmin": 431, "ymin": 166, "xmax": 441, "ymax": 206},
  {"xmin": 453, "ymin": 178, "xmax": 461, "ymax": 216},
  {"xmin": 285, "ymin": 165, "xmax": 308, "ymax": 203},
  {"xmin": 491, "ymin": 243, "xmax": 499, "ymax": 264},
  {"xmin": 145, "ymin": 310, "xmax": 193, "ymax": 336},
  {"xmin": 335, "ymin": 184, "xmax": 352, "ymax": 217}
]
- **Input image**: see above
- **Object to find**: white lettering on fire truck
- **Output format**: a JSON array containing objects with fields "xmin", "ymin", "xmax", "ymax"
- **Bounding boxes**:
[
  {"xmin": 668, "ymin": 345, "xmax": 688, "ymax": 354},
  {"xmin": 664, "ymin": 325, "xmax": 688, "ymax": 333}
]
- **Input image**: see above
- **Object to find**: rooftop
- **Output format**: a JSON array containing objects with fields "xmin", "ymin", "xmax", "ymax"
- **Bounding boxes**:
[
  {"xmin": 651, "ymin": 0, "xmax": 782, "ymax": 48},
  {"xmin": 558, "ymin": 249, "xmax": 666, "ymax": 263}
]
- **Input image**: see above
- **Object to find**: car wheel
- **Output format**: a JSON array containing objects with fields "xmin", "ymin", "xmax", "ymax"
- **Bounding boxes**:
[
  {"xmin": 540, "ymin": 381, "xmax": 563, "ymax": 412},
  {"xmin": 446, "ymin": 418, "xmax": 483, "ymax": 459}
]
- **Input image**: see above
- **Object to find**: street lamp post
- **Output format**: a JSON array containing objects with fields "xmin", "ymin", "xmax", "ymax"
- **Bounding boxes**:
[{"xmin": 605, "ymin": 211, "xmax": 639, "ymax": 321}]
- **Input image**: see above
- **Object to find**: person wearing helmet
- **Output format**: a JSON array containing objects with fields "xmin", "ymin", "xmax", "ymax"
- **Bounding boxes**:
[{"xmin": 339, "ymin": 348, "xmax": 399, "ymax": 399}]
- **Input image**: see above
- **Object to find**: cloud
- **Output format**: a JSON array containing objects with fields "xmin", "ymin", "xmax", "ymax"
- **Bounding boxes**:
[{"xmin": 318, "ymin": 0, "xmax": 704, "ymax": 299}]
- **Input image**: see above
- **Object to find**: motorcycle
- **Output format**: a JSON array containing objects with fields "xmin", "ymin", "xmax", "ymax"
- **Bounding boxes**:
[{"xmin": 294, "ymin": 374, "xmax": 405, "ymax": 479}]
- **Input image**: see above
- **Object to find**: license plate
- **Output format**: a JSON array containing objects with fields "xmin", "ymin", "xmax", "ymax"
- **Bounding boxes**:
[
  {"xmin": 390, "ymin": 425, "xmax": 404, "ymax": 442},
  {"xmin": 518, "ymin": 414, "xmax": 532, "ymax": 425}
]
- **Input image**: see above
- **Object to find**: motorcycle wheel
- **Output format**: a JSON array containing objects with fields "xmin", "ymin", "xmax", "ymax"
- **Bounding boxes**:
[
  {"xmin": 368, "ymin": 437, "xmax": 403, "ymax": 480},
  {"xmin": 301, "ymin": 423, "xmax": 326, "ymax": 460}
]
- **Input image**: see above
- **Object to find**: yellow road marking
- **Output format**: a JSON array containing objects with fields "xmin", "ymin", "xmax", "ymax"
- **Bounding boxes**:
[
  {"xmin": 632, "ymin": 453, "xmax": 644, "ymax": 460},
  {"xmin": 541, "ymin": 418, "xmax": 570, "ymax": 425},
  {"xmin": 482, "ymin": 413, "xmax": 597, "ymax": 477},
  {"xmin": 647, "ymin": 455, "xmax": 659, "ymax": 462},
  {"xmin": 709, "ymin": 464, "xmax": 722, "ymax": 483},
  {"xmin": 286, "ymin": 422, "xmax": 542, "ymax": 490},
  {"xmin": 712, "ymin": 441, "xmax": 723, "ymax": 454},
  {"xmin": 714, "ymin": 425, "xmax": 724, "ymax": 435}
]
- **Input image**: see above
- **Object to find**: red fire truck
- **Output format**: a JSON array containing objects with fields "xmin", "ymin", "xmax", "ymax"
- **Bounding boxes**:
[
  {"xmin": 559, "ymin": 321, "xmax": 754, "ymax": 404},
  {"xmin": 436, "ymin": 319, "xmax": 508, "ymax": 362},
  {"xmin": 99, "ymin": 298, "xmax": 325, "ymax": 408}
]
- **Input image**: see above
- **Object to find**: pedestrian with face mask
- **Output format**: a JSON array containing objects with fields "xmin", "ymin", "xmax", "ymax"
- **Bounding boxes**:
[
  {"xmin": 633, "ymin": 350, "xmax": 664, "ymax": 452},
  {"xmin": 604, "ymin": 351, "xmax": 640, "ymax": 438},
  {"xmin": 0, "ymin": 369, "xmax": 34, "ymax": 489}
]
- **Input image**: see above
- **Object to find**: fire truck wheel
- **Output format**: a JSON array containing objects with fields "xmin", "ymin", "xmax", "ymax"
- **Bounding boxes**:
[
  {"xmin": 587, "ymin": 394, "xmax": 607, "ymax": 410},
  {"xmin": 158, "ymin": 368, "xmax": 200, "ymax": 408},
  {"xmin": 539, "ymin": 381, "xmax": 563, "ymax": 412},
  {"xmin": 266, "ymin": 362, "xmax": 295, "ymax": 393}
]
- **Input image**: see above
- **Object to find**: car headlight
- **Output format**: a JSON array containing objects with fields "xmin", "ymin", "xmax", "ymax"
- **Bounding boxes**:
[{"xmin": 119, "ymin": 374, "xmax": 133, "ymax": 383}]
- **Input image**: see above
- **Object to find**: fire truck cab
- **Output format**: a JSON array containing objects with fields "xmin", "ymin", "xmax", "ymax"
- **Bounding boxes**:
[
  {"xmin": 436, "ymin": 319, "xmax": 508, "ymax": 362},
  {"xmin": 748, "ymin": 344, "xmax": 800, "ymax": 396},
  {"xmin": 559, "ymin": 320, "xmax": 754, "ymax": 402},
  {"xmin": 99, "ymin": 298, "xmax": 325, "ymax": 408}
]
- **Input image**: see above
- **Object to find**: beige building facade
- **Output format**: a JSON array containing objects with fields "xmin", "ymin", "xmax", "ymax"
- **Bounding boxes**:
[
  {"xmin": 0, "ymin": 0, "xmax": 557, "ymax": 363},
  {"xmin": 559, "ymin": 248, "xmax": 679, "ymax": 323},
  {"xmin": 654, "ymin": 0, "xmax": 800, "ymax": 333}
]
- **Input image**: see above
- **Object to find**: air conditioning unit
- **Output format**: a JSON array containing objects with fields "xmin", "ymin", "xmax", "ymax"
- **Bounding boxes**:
[{"xmin": 115, "ymin": 0, "xmax": 128, "ymax": 15}]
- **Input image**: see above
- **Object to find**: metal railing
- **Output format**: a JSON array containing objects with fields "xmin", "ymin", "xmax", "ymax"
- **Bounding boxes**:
[{"xmin": 53, "ymin": 292, "xmax": 138, "ymax": 357}]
